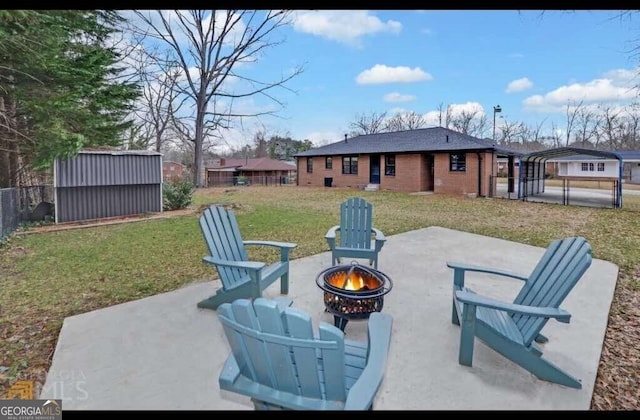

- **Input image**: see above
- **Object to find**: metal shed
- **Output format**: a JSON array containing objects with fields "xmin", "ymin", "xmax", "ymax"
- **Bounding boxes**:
[
  {"xmin": 519, "ymin": 147, "xmax": 623, "ymax": 208},
  {"xmin": 54, "ymin": 150, "xmax": 163, "ymax": 223}
]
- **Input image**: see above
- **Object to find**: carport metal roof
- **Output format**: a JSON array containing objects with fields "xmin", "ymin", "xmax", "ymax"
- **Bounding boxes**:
[
  {"xmin": 519, "ymin": 147, "xmax": 623, "ymax": 208},
  {"xmin": 520, "ymin": 146, "xmax": 623, "ymax": 164}
]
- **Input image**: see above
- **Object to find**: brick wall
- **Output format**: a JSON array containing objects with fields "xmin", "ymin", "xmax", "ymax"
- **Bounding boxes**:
[
  {"xmin": 379, "ymin": 154, "xmax": 423, "ymax": 192},
  {"xmin": 297, "ymin": 156, "xmax": 370, "ymax": 189}
]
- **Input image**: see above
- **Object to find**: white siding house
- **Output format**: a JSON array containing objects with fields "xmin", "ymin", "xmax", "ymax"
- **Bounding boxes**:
[{"xmin": 554, "ymin": 159, "xmax": 618, "ymax": 178}]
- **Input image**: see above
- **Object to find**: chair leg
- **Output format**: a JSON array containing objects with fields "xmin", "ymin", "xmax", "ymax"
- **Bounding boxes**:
[
  {"xmin": 458, "ymin": 303, "xmax": 476, "ymax": 366},
  {"xmin": 280, "ymin": 272, "xmax": 289, "ymax": 294},
  {"xmin": 451, "ymin": 300, "xmax": 460, "ymax": 326}
]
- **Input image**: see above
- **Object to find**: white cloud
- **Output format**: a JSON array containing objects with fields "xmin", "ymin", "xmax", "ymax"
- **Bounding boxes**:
[
  {"xmin": 509, "ymin": 53, "xmax": 524, "ymax": 59},
  {"xmin": 383, "ymin": 92, "xmax": 417, "ymax": 103},
  {"xmin": 292, "ymin": 10, "xmax": 401, "ymax": 47},
  {"xmin": 523, "ymin": 68, "xmax": 640, "ymax": 112},
  {"xmin": 356, "ymin": 64, "xmax": 433, "ymax": 84},
  {"xmin": 506, "ymin": 77, "xmax": 533, "ymax": 93}
]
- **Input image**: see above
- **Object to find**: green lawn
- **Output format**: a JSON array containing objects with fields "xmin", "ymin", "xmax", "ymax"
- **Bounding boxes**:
[{"xmin": 1, "ymin": 185, "xmax": 638, "ymax": 409}]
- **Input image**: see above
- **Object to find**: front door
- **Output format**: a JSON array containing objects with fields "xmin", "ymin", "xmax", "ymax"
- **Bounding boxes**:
[
  {"xmin": 424, "ymin": 154, "xmax": 434, "ymax": 191},
  {"xmin": 369, "ymin": 155, "xmax": 380, "ymax": 184}
]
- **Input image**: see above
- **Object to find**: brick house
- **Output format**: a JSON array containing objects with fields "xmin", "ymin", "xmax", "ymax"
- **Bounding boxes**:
[
  {"xmin": 204, "ymin": 157, "xmax": 296, "ymax": 187},
  {"xmin": 162, "ymin": 161, "xmax": 187, "ymax": 181},
  {"xmin": 294, "ymin": 127, "xmax": 519, "ymax": 197}
]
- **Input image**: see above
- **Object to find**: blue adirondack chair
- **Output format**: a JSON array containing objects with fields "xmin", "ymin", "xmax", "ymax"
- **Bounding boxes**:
[
  {"xmin": 217, "ymin": 298, "xmax": 393, "ymax": 410},
  {"xmin": 325, "ymin": 197, "xmax": 386, "ymax": 269},
  {"xmin": 197, "ymin": 205, "xmax": 297, "ymax": 310},
  {"xmin": 447, "ymin": 236, "xmax": 592, "ymax": 389}
]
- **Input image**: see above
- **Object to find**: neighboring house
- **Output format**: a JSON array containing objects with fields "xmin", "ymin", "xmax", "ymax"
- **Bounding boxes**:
[
  {"xmin": 162, "ymin": 161, "xmax": 187, "ymax": 181},
  {"xmin": 294, "ymin": 127, "xmax": 519, "ymax": 197},
  {"xmin": 204, "ymin": 157, "xmax": 297, "ymax": 187},
  {"xmin": 546, "ymin": 151, "xmax": 640, "ymax": 184}
]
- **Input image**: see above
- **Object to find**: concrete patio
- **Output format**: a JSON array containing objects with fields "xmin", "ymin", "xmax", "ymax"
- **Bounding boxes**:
[{"xmin": 41, "ymin": 226, "xmax": 618, "ymax": 410}]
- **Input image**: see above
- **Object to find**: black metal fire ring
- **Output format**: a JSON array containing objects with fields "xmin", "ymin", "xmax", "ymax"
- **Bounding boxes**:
[{"xmin": 315, "ymin": 262, "xmax": 393, "ymax": 299}]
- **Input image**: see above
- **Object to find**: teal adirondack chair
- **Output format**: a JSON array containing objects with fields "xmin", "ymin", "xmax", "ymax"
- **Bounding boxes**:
[
  {"xmin": 325, "ymin": 197, "xmax": 386, "ymax": 269},
  {"xmin": 197, "ymin": 205, "xmax": 297, "ymax": 310},
  {"xmin": 447, "ymin": 236, "xmax": 592, "ymax": 389},
  {"xmin": 217, "ymin": 298, "xmax": 394, "ymax": 410}
]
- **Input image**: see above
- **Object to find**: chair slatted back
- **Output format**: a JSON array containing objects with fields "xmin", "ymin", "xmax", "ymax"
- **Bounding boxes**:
[
  {"xmin": 200, "ymin": 206, "xmax": 249, "ymax": 289},
  {"xmin": 339, "ymin": 197, "xmax": 374, "ymax": 250},
  {"xmin": 218, "ymin": 298, "xmax": 348, "ymax": 406},
  {"xmin": 513, "ymin": 236, "xmax": 592, "ymax": 345}
]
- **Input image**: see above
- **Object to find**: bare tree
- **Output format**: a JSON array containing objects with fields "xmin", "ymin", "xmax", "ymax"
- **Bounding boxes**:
[
  {"xmin": 436, "ymin": 102, "xmax": 446, "ymax": 127},
  {"xmin": 598, "ymin": 104, "xmax": 623, "ymax": 149},
  {"xmin": 451, "ymin": 109, "xmax": 479, "ymax": 135},
  {"xmin": 444, "ymin": 104, "xmax": 454, "ymax": 129},
  {"xmin": 129, "ymin": 47, "xmax": 182, "ymax": 152},
  {"xmin": 385, "ymin": 111, "xmax": 426, "ymax": 132},
  {"xmin": 253, "ymin": 127, "xmax": 269, "ymax": 157},
  {"xmin": 467, "ymin": 114, "xmax": 489, "ymax": 139},
  {"xmin": 130, "ymin": 10, "xmax": 303, "ymax": 187},
  {"xmin": 524, "ymin": 118, "xmax": 547, "ymax": 151},
  {"xmin": 620, "ymin": 102, "xmax": 640, "ymax": 149},
  {"xmin": 549, "ymin": 121, "xmax": 563, "ymax": 148},
  {"xmin": 349, "ymin": 111, "xmax": 388, "ymax": 135},
  {"xmin": 497, "ymin": 118, "xmax": 526, "ymax": 145},
  {"xmin": 564, "ymin": 99, "xmax": 584, "ymax": 146},
  {"xmin": 573, "ymin": 106, "xmax": 600, "ymax": 148}
]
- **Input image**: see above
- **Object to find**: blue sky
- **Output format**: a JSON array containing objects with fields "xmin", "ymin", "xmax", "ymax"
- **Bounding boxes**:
[
  {"xmin": 242, "ymin": 10, "xmax": 640, "ymax": 146},
  {"xmin": 127, "ymin": 10, "xmax": 640, "ymax": 151}
]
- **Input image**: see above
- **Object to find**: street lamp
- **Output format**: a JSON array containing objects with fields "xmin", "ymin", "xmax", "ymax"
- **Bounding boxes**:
[{"xmin": 493, "ymin": 105, "xmax": 502, "ymax": 141}]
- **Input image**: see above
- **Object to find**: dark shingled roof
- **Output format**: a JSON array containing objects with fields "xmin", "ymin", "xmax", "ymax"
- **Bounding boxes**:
[{"xmin": 294, "ymin": 127, "xmax": 519, "ymax": 157}]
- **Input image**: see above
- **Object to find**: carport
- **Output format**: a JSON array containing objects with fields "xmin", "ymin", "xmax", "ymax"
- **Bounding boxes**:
[{"xmin": 519, "ymin": 147, "xmax": 623, "ymax": 209}]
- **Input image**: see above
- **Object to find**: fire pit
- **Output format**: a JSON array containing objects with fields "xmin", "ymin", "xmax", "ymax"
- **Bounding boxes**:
[{"xmin": 315, "ymin": 262, "xmax": 393, "ymax": 332}]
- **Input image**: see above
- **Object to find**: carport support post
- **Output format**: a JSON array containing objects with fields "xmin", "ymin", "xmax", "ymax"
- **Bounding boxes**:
[{"xmin": 617, "ymin": 158, "xmax": 623, "ymax": 208}]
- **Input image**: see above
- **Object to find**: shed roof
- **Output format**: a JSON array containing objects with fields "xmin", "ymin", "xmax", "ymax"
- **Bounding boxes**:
[
  {"xmin": 294, "ymin": 127, "xmax": 519, "ymax": 157},
  {"xmin": 79, "ymin": 149, "xmax": 162, "ymax": 156}
]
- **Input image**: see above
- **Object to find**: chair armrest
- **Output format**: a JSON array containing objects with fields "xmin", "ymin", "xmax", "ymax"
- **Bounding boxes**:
[
  {"xmin": 325, "ymin": 226, "xmax": 340, "ymax": 250},
  {"xmin": 325, "ymin": 225, "xmax": 340, "ymax": 239},
  {"xmin": 372, "ymin": 228, "xmax": 386, "ymax": 242},
  {"xmin": 447, "ymin": 261, "xmax": 529, "ymax": 282},
  {"xmin": 344, "ymin": 312, "xmax": 393, "ymax": 410},
  {"xmin": 203, "ymin": 256, "xmax": 265, "ymax": 272},
  {"xmin": 455, "ymin": 290, "xmax": 571, "ymax": 323},
  {"xmin": 243, "ymin": 240, "xmax": 297, "ymax": 250}
]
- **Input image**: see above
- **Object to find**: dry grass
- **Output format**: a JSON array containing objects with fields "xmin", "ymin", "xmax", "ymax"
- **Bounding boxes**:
[{"xmin": 1, "ymin": 185, "xmax": 638, "ymax": 409}]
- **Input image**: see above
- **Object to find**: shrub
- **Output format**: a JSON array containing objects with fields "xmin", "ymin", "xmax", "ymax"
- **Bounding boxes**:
[{"xmin": 163, "ymin": 178, "xmax": 195, "ymax": 211}]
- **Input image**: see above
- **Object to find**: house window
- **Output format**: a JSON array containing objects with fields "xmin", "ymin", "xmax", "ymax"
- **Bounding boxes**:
[
  {"xmin": 385, "ymin": 155, "xmax": 396, "ymax": 176},
  {"xmin": 342, "ymin": 156, "xmax": 358, "ymax": 174},
  {"xmin": 597, "ymin": 162, "xmax": 605, "ymax": 172},
  {"xmin": 307, "ymin": 157, "xmax": 313, "ymax": 173},
  {"xmin": 325, "ymin": 157, "xmax": 332, "ymax": 169},
  {"xmin": 581, "ymin": 162, "xmax": 594, "ymax": 172},
  {"xmin": 450, "ymin": 153, "xmax": 466, "ymax": 172}
]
